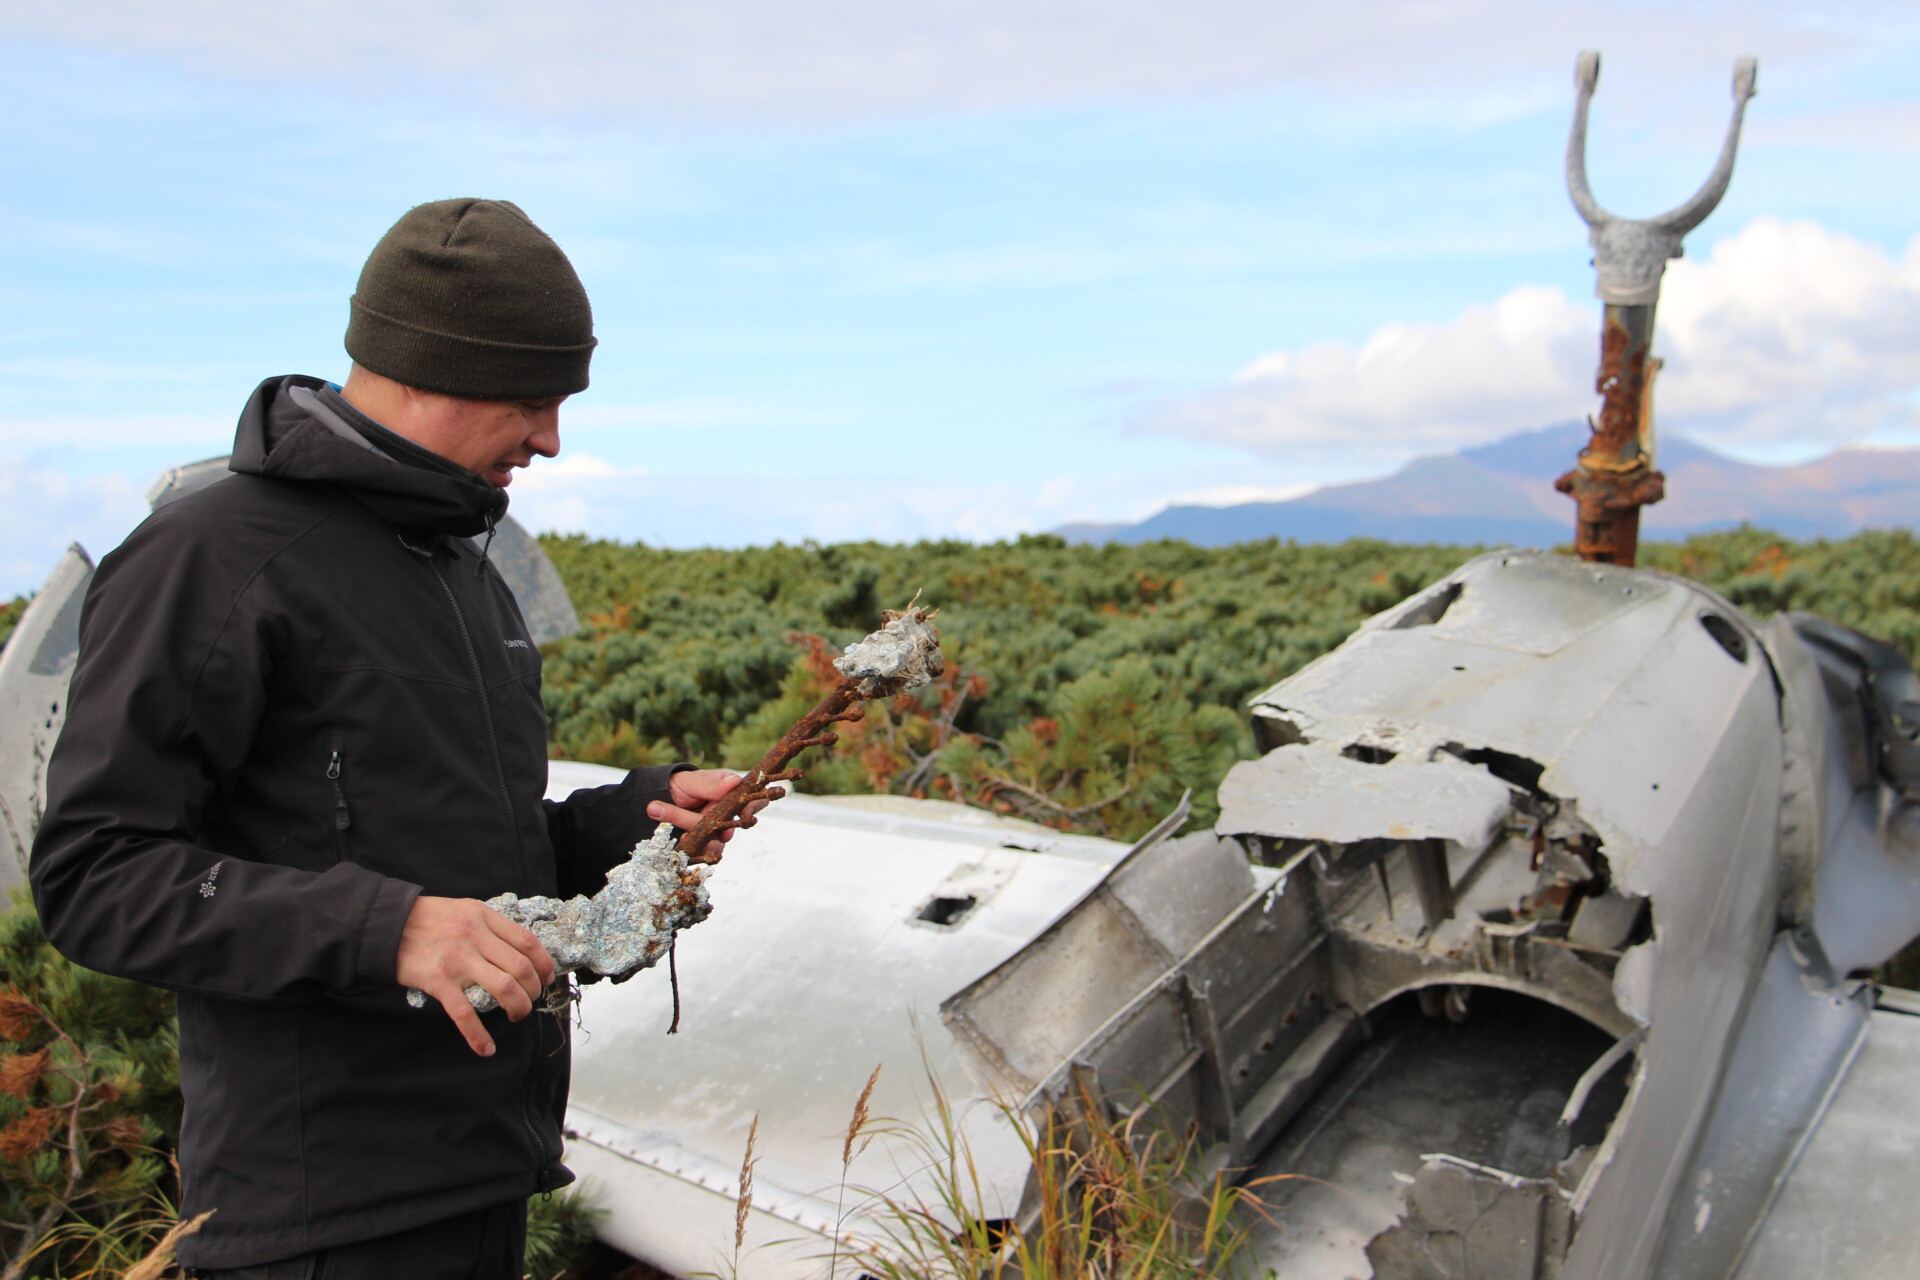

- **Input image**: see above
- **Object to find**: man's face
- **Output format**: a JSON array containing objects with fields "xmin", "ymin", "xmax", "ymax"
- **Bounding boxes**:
[{"xmin": 411, "ymin": 395, "xmax": 565, "ymax": 489}]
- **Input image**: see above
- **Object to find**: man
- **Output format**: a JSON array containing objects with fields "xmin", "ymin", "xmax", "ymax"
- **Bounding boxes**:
[{"xmin": 30, "ymin": 199, "xmax": 733, "ymax": 1278}]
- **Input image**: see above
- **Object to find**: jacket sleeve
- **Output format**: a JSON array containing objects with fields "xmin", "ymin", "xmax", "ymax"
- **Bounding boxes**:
[
  {"xmin": 544, "ymin": 764, "xmax": 690, "ymax": 901},
  {"xmin": 29, "ymin": 511, "xmax": 421, "ymax": 1003}
]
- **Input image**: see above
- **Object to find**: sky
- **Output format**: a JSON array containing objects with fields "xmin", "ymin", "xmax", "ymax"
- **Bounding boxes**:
[{"xmin": 0, "ymin": 1, "xmax": 1916, "ymax": 594}]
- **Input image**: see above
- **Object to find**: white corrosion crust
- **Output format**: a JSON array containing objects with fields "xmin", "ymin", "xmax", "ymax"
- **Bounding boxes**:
[
  {"xmin": 406, "ymin": 825, "xmax": 712, "ymax": 1013},
  {"xmin": 833, "ymin": 606, "xmax": 944, "ymax": 697}
]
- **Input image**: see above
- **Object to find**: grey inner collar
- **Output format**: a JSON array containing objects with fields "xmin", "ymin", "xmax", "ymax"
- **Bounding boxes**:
[{"xmin": 288, "ymin": 385, "xmax": 386, "ymax": 456}]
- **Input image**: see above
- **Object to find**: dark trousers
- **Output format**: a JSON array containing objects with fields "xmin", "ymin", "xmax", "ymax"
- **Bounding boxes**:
[{"xmin": 194, "ymin": 1200, "xmax": 527, "ymax": 1280}]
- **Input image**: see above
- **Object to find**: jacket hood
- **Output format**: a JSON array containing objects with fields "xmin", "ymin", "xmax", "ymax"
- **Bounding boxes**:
[{"xmin": 229, "ymin": 375, "xmax": 508, "ymax": 537}]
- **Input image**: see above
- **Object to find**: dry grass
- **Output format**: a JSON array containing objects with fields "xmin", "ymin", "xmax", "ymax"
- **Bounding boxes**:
[
  {"xmin": 119, "ymin": 1209, "xmax": 212, "ymax": 1280},
  {"xmin": 731, "ymin": 1113, "xmax": 759, "ymax": 1278},
  {"xmin": 839, "ymin": 1071, "xmax": 1284, "ymax": 1280}
]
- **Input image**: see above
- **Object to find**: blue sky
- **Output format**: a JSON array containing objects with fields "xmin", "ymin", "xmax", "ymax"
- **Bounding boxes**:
[{"xmin": 0, "ymin": 1, "xmax": 1916, "ymax": 593}]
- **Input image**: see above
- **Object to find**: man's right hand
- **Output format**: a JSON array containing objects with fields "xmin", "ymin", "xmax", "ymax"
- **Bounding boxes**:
[{"xmin": 395, "ymin": 896, "xmax": 556, "ymax": 1057}]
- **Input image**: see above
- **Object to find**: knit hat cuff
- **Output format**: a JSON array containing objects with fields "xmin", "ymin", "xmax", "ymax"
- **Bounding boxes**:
[{"xmin": 346, "ymin": 298, "xmax": 596, "ymax": 400}]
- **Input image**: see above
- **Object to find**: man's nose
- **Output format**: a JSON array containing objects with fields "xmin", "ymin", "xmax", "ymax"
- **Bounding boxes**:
[{"xmin": 530, "ymin": 412, "xmax": 561, "ymax": 459}]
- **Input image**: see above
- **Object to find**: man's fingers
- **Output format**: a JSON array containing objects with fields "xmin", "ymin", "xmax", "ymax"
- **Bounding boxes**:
[
  {"xmin": 667, "ymin": 768, "xmax": 744, "ymax": 808},
  {"xmin": 478, "ymin": 936, "xmax": 546, "ymax": 1015},
  {"xmin": 647, "ymin": 800, "xmax": 708, "ymax": 831},
  {"xmin": 476, "ymin": 963, "xmax": 536, "ymax": 1021},
  {"xmin": 484, "ymin": 913, "xmax": 556, "ymax": 987},
  {"xmin": 398, "ymin": 897, "xmax": 557, "ymax": 1044},
  {"xmin": 436, "ymin": 988, "xmax": 496, "ymax": 1057}
]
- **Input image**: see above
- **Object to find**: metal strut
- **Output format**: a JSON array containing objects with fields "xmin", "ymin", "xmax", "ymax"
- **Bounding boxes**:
[{"xmin": 1555, "ymin": 50, "xmax": 1757, "ymax": 565}]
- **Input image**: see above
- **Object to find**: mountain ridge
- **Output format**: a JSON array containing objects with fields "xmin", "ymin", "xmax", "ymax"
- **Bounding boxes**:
[{"xmin": 1059, "ymin": 425, "xmax": 1920, "ymax": 547}]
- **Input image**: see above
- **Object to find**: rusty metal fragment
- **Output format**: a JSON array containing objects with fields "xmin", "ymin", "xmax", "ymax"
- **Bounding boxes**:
[
  {"xmin": 678, "ymin": 602, "xmax": 943, "ymax": 864},
  {"xmin": 1558, "ymin": 51, "xmax": 1755, "ymax": 565},
  {"xmin": 1554, "ymin": 312, "xmax": 1667, "ymax": 565}
]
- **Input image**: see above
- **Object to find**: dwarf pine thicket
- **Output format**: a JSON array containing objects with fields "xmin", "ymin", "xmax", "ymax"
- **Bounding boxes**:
[{"xmin": 539, "ymin": 528, "xmax": 1920, "ymax": 841}]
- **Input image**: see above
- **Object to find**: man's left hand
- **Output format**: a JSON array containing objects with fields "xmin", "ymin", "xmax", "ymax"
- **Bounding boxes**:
[{"xmin": 648, "ymin": 769, "xmax": 769, "ymax": 859}]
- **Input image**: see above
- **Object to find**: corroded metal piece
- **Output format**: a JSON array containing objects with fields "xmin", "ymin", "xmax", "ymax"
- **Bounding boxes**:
[
  {"xmin": 406, "ymin": 824, "xmax": 715, "ymax": 1014},
  {"xmin": 1556, "ymin": 309, "xmax": 1668, "ymax": 564},
  {"xmin": 1560, "ymin": 51, "xmax": 1754, "ymax": 564}
]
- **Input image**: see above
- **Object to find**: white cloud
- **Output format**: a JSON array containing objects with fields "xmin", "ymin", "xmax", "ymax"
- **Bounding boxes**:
[
  {"xmin": 0, "ymin": 460, "xmax": 148, "ymax": 598},
  {"xmin": 0, "ymin": 0, "xmax": 1857, "ymax": 124},
  {"xmin": 1166, "ymin": 482, "xmax": 1320, "ymax": 508},
  {"xmin": 499, "ymin": 458, "xmax": 1325, "ymax": 547},
  {"xmin": 1655, "ymin": 218, "xmax": 1920, "ymax": 450},
  {"xmin": 1143, "ymin": 218, "xmax": 1920, "ymax": 466}
]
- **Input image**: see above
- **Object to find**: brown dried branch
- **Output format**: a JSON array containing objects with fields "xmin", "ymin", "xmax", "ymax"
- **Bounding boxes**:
[{"xmin": 984, "ymin": 775, "xmax": 1136, "ymax": 823}]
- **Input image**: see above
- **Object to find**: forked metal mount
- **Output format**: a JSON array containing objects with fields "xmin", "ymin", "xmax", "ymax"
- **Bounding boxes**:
[{"xmin": 1566, "ymin": 50, "xmax": 1758, "ymax": 306}]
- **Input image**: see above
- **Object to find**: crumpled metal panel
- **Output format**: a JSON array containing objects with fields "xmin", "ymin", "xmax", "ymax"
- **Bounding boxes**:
[
  {"xmin": 1780, "ymin": 617, "xmax": 1920, "ymax": 977},
  {"xmin": 1250, "ymin": 556, "xmax": 1703, "ymax": 795},
  {"xmin": 0, "ymin": 545, "xmax": 92, "ymax": 896},
  {"xmin": 942, "ymin": 820, "xmax": 1302, "ymax": 1171},
  {"xmin": 1106, "ymin": 828, "xmax": 1255, "ymax": 956},
  {"xmin": 1228, "ymin": 548, "xmax": 1910, "ymax": 1280},
  {"xmin": 548, "ymin": 761, "xmax": 1131, "ymax": 1280},
  {"xmin": 1366, "ymin": 1156, "xmax": 1574, "ymax": 1280},
  {"xmin": 1217, "ymin": 746, "xmax": 1515, "ymax": 849},
  {"xmin": 1250, "ymin": 553, "xmax": 1774, "ymax": 886}
]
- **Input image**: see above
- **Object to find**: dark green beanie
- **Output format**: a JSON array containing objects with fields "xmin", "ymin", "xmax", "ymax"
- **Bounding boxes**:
[{"xmin": 346, "ymin": 198, "xmax": 596, "ymax": 400}]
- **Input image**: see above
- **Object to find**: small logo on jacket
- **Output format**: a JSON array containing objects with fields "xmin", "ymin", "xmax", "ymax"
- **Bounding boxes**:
[
  {"xmin": 198, "ymin": 862, "xmax": 223, "ymax": 899},
  {"xmin": 505, "ymin": 639, "xmax": 530, "ymax": 650}
]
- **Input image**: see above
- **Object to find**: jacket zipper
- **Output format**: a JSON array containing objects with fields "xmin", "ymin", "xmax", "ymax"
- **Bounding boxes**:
[
  {"xmin": 425, "ymin": 557, "xmax": 523, "ymax": 871},
  {"xmin": 423, "ymin": 547, "xmax": 546, "ymax": 1175},
  {"xmin": 326, "ymin": 745, "xmax": 352, "ymax": 858}
]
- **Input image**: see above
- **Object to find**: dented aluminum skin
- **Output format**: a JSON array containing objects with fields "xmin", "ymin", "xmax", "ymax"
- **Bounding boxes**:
[
  {"xmin": 1199, "ymin": 550, "xmax": 1920, "ymax": 1280},
  {"xmin": 549, "ymin": 763, "xmax": 1136, "ymax": 1280}
]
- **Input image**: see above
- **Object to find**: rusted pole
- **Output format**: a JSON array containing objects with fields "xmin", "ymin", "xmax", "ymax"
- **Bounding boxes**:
[
  {"xmin": 1554, "ymin": 50, "xmax": 1756, "ymax": 566},
  {"xmin": 1556, "ymin": 303, "xmax": 1666, "ymax": 565}
]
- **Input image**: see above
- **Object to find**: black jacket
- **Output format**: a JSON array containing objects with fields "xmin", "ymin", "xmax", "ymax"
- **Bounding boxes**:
[{"xmin": 30, "ymin": 375, "xmax": 677, "ymax": 1268}]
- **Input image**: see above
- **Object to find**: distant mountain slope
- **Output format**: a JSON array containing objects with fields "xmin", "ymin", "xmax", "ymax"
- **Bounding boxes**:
[{"xmin": 1061, "ymin": 425, "xmax": 1920, "ymax": 547}]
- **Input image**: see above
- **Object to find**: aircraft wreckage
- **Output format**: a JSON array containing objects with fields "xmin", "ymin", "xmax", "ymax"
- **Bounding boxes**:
[{"xmin": 2, "ymin": 47, "xmax": 1917, "ymax": 1280}]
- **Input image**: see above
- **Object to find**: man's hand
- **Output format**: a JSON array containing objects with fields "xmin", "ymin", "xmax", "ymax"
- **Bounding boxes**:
[
  {"xmin": 648, "ymin": 769, "xmax": 768, "ymax": 858},
  {"xmin": 396, "ymin": 896, "xmax": 556, "ymax": 1057}
]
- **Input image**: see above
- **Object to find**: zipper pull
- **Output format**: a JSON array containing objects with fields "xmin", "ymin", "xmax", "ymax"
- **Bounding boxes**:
[{"xmin": 328, "ymin": 750, "xmax": 352, "ymax": 831}]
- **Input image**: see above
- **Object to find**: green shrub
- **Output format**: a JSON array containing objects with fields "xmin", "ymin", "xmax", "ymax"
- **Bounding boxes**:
[{"xmin": 0, "ymin": 897, "xmax": 180, "ymax": 1280}]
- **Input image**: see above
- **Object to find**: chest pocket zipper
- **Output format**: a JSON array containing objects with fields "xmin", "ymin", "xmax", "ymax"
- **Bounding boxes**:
[{"xmin": 327, "ymin": 747, "xmax": 353, "ymax": 859}]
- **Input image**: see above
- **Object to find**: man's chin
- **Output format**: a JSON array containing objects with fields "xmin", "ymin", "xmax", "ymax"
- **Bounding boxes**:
[{"xmin": 485, "ymin": 469, "xmax": 514, "ymax": 489}]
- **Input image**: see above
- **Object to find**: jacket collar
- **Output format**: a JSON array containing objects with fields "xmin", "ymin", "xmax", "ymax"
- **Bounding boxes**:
[{"xmin": 229, "ymin": 375, "xmax": 507, "ymax": 537}]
